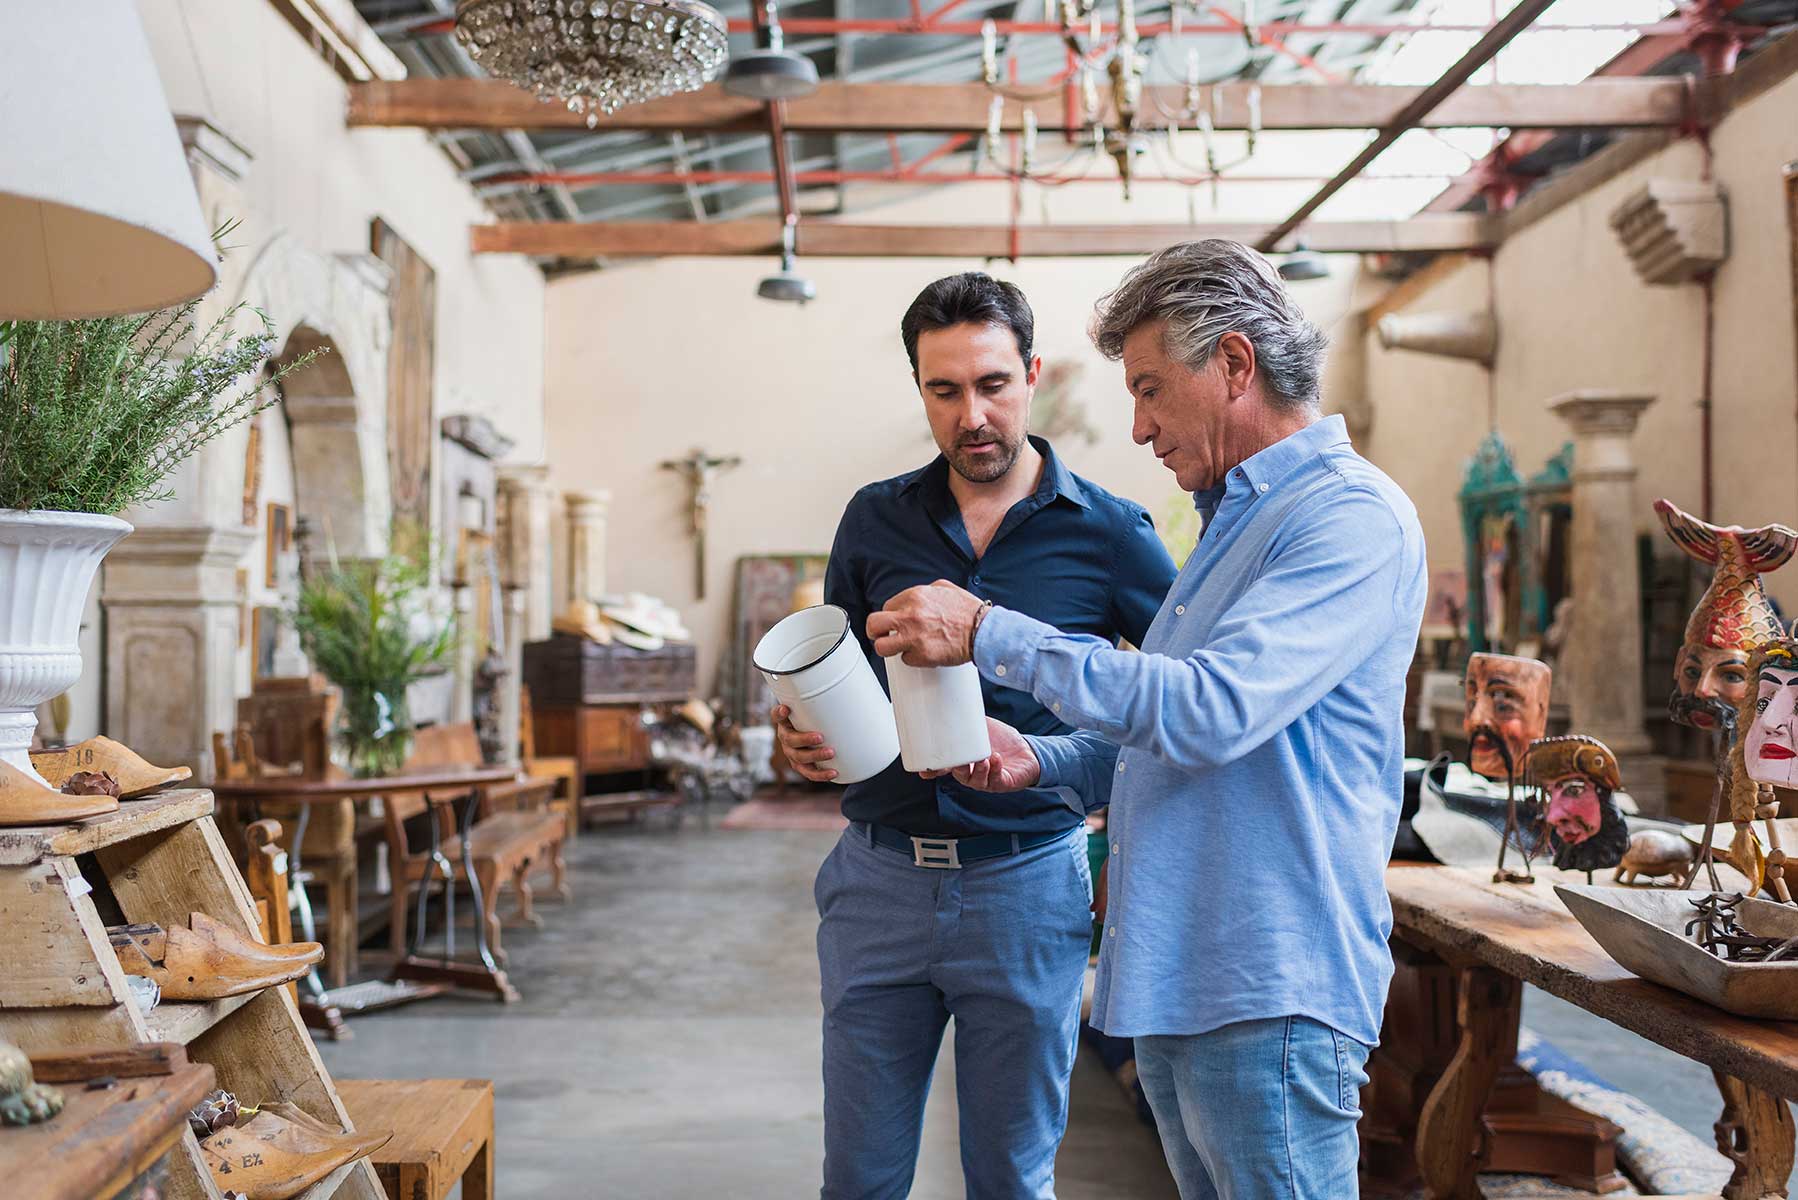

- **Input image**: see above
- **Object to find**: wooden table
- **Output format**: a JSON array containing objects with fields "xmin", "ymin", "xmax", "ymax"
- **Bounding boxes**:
[
  {"xmin": 338, "ymin": 1078, "xmax": 493, "ymax": 1200},
  {"xmin": 1387, "ymin": 863, "xmax": 1798, "ymax": 1199},
  {"xmin": 214, "ymin": 767, "xmax": 523, "ymax": 1028}
]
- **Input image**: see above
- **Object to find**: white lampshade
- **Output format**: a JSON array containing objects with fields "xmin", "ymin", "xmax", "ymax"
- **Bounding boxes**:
[{"xmin": 0, "ymin": 0, "xmax": 218, "ymax": 319}]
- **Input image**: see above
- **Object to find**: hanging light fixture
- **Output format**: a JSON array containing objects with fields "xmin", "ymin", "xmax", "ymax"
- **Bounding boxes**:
[
  {"xmin": 1276, "ymin": 244, "xmax": 1329, "ymax": 282},
  {"xmin": 0, "ymin": 1, "xmax": 218, "ymax": 319},
  {"xmin": 757, "ymin": 220, "xmax": 815, "ymax": 304},
  {"xmin": 725, "ymin": 0, "xmax": 819, "ymax": 101},
  {"xmin": 456, "ymin": 0, "xmax": 730, "ymax": 126}
]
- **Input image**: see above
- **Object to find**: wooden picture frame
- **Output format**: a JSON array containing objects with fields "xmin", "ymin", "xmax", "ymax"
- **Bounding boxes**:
[
  {"xmin": 252, "ymin": 607, "xmax": 281, "ymax": 682},
  {"xmin": 265, "ymin": 502, "xmax": 291, "ymax": 589}
]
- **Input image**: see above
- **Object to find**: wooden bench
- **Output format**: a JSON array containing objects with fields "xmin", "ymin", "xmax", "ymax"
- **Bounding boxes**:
[
  {"xmin": 338, "ymin": 1078, "xmax": 493, "ymax": 1200},
  {"xmin": 389, "ymin": 724, "xmax": 570, "ymax": 967}
]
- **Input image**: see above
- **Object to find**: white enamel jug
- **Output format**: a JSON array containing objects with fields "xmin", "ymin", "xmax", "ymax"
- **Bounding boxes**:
[
  {"xmin": 886, "ymin": 658, "xmax": 991, "ymax": 773},
  {"xmin": 754, "ymin": 605, "xmax": 899, "ymax": 785}
]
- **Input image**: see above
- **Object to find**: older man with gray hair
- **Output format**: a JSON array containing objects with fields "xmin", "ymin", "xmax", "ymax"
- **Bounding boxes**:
[{"xmin": 868, "ymin": 240, "xmax": 1427, "ymax": 1197}]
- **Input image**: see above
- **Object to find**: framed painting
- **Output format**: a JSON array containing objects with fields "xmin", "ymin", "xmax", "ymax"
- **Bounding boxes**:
[
  {"xmin": 264, "ymin": 502, "xmax": 291, "ymax": 588},
  {"xmin": 252, "ymin": 606, "xmax": 281, "ymax": 682},
  {"xmin": 723, "ymin": 553, "xmax": 830, "ymax": 727}
]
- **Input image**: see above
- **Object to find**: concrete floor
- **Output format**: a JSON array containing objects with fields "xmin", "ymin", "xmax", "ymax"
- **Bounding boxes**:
[
  {"xmin": 319, "ymin": 821, "xmax": 1177, "ymax": 1198},
  {"xmin": 320, "ymin": 817, "xmax": 1793, "ymax": 1197}
]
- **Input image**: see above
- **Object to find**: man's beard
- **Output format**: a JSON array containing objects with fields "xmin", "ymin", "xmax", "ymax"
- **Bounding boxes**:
[
  {"xmin": 1550, "ymin": 801, "xmax": 1630, "ymax": 873},
  {"xmin": 947, "ymin": 428, "xmax": 1024, "ymax": 483},
  {"xmin": 1669, "ymin": 689, "xmax": 1738, "ymax": 734}
]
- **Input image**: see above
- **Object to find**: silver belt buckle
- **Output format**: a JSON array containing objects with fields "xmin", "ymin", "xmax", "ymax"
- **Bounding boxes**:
[{"xmin": 910, "ymin": 836, "xmax": 961, "ymax": 869}]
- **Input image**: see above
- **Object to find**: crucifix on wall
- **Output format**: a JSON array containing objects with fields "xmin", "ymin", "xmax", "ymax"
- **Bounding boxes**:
[{"xmin": 660, "ymin": 448, "xmax": 741, "ymax": 600}]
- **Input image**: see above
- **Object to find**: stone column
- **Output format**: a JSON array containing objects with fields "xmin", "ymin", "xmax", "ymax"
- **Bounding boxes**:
[
  {"xmin": 498, "ymin": 466, "xmax": 555, "ymax": 640},
  {"xmin": 102, "ymin": 526, "xmax": 257, "ymax": 776},
  {"xmin": 564, "ymin": 489, "xmax": 612, "ymax": 606},
  {"xmin": 500, "ymin": 588, "xmax": 526, "ymax": 765},
  {"xmin": 450, "ymin": 584, "xmax": 477, "ymax": 725},
  {"xmin": 1550, "ymin": 391, "xmax": 1656, "ymax": 764}
]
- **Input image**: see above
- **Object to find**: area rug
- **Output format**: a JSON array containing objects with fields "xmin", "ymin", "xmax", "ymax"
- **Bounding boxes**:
[{"xmin": 719, "ymin": 793, "xmax": 847, "ymax": 832}]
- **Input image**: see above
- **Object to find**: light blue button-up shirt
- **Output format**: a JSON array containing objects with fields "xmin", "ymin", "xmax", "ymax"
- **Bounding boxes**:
[{"xmin": 973, "ymin": 415, "xmax": 1426, "ymax": 1044}]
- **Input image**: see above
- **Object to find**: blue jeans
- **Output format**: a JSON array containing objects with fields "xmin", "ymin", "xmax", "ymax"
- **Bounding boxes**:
[
  {"xmin": 815, "ymin": 823, "xmax": 1093, "ymax": 1200},
  {"xmin": 1134, "ymin": 1017, "xmax": 1370, "ymax": 1200}
]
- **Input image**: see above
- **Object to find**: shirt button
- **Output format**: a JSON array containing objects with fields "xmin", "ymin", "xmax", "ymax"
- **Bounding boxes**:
[
  {"xmin": 1258, "ymin": 482, "xmax": 1269, "ymax": 493},
  {"xmin": 1175, "ymin": 604, "xmax": 1186, "ymax": 615},
  {"xmin": 995, "ymin": 664, "xmax": 1007, "ymax": 677},
  {"xmin": 1108, "ymin": 927, "xmax": 1118, "ymax": 938},
  {"xmin": 1052, "ymin": 701, "xmax": 1062, "ymax": 713},
  {"xmin": 1117, "ymin": 761, "xmax": 1126, "ymax": 774},
  {"xmin": 1111, "ymin": 844, "xmax": 1119, "ymax": 855},
  {"xmin": 970, "ymin": 575, "xmax": 981, "ymax": 586}
]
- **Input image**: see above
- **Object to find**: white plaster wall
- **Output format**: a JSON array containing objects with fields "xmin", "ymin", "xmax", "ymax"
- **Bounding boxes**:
[
  {"xmin": 1362, "ymin": 66, "xmax": 1798, "ymax": 615},
  {"xmin": 544, "ymin": 251, "xmax": 1360, "ymax": 693},
  {"xmin": 134, "ymin": 0, "xmax": 547, "ymax": 466}
]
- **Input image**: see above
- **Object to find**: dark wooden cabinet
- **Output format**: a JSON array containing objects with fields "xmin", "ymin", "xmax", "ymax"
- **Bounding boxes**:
[{"xmin": 532, "ymin": 703, "xmax": 654, "ymax": 776}]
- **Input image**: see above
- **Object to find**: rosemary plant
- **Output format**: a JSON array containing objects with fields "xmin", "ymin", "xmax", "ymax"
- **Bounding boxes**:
[{"xmin": 0, "ymin": 291, "xmax": 317, "ymax": 514}]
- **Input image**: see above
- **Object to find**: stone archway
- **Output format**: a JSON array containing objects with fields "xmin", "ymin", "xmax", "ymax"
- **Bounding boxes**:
[{"xmin": 101, "ymin": 232, "xmax": 396, "ymax": 773}]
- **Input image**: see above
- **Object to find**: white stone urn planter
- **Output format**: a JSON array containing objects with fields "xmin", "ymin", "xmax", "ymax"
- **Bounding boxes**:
[{"xmin": 0, "ymin": 510, "xmax": 133, "ymax": 784}]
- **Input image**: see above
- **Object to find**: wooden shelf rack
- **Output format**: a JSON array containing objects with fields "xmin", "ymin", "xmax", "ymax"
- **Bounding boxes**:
[{"xmin": 0, "ymin": 790, "xmax": 382, "ymax": 1200}]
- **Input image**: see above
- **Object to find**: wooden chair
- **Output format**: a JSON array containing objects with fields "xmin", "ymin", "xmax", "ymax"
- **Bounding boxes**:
[
  {"xmin": 384, "ymin": 724, "xmax": 569, "ymax": 967},
  {"xmin": 338, "ymin": 1078, "xmax": 493, "ymax": 1200},
  {"xmin": 243, "ymin": 818, "xmax": 299, "ymax": 1004},
  {"xmin": 521, "ymin": 685, "xmax": 581, "ymax": 840},
  {"xmin": 218, "ymin": 676, "xmax": 364, "ymax": 990}
]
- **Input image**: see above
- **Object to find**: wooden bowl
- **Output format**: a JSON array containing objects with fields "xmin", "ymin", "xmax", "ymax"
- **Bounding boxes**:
[{"xmin": 1556, "ymin": 884, "xmax": 1798, "ymax": 1020}]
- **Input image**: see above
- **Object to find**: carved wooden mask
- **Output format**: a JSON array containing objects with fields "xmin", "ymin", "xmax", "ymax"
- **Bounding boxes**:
[
  {"xmin": 1742, "ymin": 641, "xmax": 1798, "ymax": 790},
  {"xmin": 1463, "ymin": 653, "xmax": 1552, "ymax": 781}
]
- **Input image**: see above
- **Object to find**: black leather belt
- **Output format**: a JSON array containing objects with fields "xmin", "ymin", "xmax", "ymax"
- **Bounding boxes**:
[{"xmin": 863, "ymin": 821, "xmax": 1078, "ymax": 869}]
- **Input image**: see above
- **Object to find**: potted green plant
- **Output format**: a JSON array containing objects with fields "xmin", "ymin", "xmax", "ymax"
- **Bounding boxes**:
[
  {"xmin": 289, "ymin": 530, "xmax": 455, "ymax": 778},
  {"xmin": 0, "ymin": 282, "xmax": 315, "ymax": 785}
]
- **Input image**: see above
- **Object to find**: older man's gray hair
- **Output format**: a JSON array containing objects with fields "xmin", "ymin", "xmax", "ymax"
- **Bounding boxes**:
[{"xmin": 1089, "ymin": 240, "xmax": 1328, "ymax": 413}]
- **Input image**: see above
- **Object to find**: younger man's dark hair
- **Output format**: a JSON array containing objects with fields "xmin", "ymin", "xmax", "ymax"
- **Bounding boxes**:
[{"xmin": 899, "ymin": 272, "xmax": 1035, "ymax": 375}]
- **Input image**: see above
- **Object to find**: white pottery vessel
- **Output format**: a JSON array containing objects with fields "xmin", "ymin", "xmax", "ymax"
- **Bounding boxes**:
[
  {"xmin": 0, "ymin": 510, "xmax": 133, "ymax": 784},
  {"xmin": 754, "ymin": 604, "xmax": 899, "ymax": 785},
  {"xmin": 887, "ymin": 658, "xmax": 991, "ymax": 772}
]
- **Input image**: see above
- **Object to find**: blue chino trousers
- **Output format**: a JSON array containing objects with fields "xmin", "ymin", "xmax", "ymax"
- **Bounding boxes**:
[
  {"xmin": 814, "ymin": 823, "xmax": 1093, "ymax": 1200},
  {"xmin": 1134, "ymin": 1016, "xmax": 1371, "ymax": 1200}
]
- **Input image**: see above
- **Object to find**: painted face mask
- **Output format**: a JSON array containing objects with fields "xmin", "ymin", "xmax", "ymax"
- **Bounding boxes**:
[
  {"xmin": 1744, "ymin": 642, "xmax": 1798, "ymax": 790},
  {"xmin": 1656, "ymin": 499, "xmax": 1797, "ymax": 732},
  {"xmin": 1526, "ymin": 734, "xmax": 1629, "ymax": 873},
  {"xmin": 1463, "ymin": 653, "xmax": 1552, "ymax": 782}
]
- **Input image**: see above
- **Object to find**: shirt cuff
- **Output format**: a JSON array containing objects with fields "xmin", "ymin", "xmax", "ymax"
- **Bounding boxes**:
[
  {"xmin": 1022, "ymin": 734, "xmax": 1075, "ymax": 792},
  {"xmin": 972, "ymin": 605, "xmax": 1056, "ymax": 692}
]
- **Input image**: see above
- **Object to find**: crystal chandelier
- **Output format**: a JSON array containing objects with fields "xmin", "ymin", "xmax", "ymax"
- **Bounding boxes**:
[
  {"xmin": 977, "ymin": 0, "xmax": 1262, "ymax": 200},
  {"xmin": 456, "ymin": 0, "xmax": 730, "ymax": 125}
]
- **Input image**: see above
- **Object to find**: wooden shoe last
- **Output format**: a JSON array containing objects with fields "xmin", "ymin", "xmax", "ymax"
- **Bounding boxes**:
[
  {"xmin": 30, "ymin": 734, "xmax": 191, "ymax": 797},
  {"xmin": 110, "ymin": 912, "xmax": 323, "ymax": 1001},
  {"xmin": 0, "ymin": 758, "xmax": 118, "ymax": 826},
  {"xmin": 199, "ymin": 1102, "xmax": 392, "ymax": 1199}
]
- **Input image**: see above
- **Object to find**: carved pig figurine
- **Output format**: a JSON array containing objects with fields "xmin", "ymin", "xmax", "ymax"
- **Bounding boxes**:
[{"xmin": 1614, "ymin": 829, "xmax": 1696, "ymax": 887}]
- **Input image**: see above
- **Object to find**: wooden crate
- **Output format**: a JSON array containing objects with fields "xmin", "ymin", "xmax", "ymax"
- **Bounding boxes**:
[{"xmin": 522, "ymin": 635, "xmax": 695, "ymax": 706}]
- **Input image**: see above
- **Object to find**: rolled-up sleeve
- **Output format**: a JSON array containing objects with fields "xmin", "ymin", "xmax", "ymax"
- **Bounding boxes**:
[{"xmin": 976, "ymin": 487, "xmax": 1413, "ymax": 774}]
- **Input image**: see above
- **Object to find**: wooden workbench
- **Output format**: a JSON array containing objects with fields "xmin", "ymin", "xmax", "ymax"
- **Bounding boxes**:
[{"xmin": 1386, "ymin": 863, "xmax": 1798, "ymax": 1200}]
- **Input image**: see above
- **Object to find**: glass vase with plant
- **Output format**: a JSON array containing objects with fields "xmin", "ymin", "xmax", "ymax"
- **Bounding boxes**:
[{"xmin": 290, "ymin": 529, "xmax": 454, "ymax": 778}]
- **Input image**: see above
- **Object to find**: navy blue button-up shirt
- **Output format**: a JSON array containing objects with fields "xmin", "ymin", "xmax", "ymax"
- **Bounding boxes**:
[{"xmin": 824, "ymin": 435, "xmax": 1176, "ymax": 837}]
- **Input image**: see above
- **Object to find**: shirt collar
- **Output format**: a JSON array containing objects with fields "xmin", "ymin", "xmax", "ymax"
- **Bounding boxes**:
[
  {"xmin": 900, "ymin": 435, "xmax": 1091, "ymax": 511},
  {"xmin": 1226, "ymin": 414, "xmax": 1350, "ymax": 497}
]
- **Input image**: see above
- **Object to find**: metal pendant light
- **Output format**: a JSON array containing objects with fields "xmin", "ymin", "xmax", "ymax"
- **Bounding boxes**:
[{"xmin": 724, "ymin": 0, "xmax": 819, "ymax": 101}]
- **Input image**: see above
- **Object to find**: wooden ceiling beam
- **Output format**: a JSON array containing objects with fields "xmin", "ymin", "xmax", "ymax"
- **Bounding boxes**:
[
  {"xmin": 352, "ymin": 77, "xmax": 1692, "ymax": 135},
  {"xmin": 469, "ymin": 216, "xmax": 1496, "ymax": 258}
]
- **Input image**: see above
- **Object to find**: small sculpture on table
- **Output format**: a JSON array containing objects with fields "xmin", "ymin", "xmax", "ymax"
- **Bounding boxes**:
[
  {"xmin": 0, "ymin": 1037, "xmax": 61, "ymax": 1126},
  {"xmin": 1463, "ymin": 652, "xmax": 1553, "ymax": 882},
  {"xmin": 1525, "ymin": 734, "xmax": 1629, "ymax": 882},
  {"xmin": 1722, "ymin": 638, "xmax": 1798, "ymax": 902},
  {"xmin": 1655, "ymin": 499, "xmax": 1797, "ymax": 889}
]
